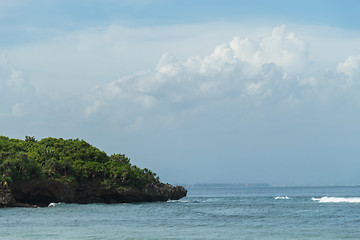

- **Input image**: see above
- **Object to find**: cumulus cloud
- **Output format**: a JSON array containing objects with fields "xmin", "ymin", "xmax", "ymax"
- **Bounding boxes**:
[
  {"xmin": 80, "ymin": 25, "xmax": 360, "ymax": 132},
  {"xmin": 227, "ymin": 25, "xmax": 309, "ymax": 75},
  {"xmin": 83, "ymin": 26, "xmax": 309, "ymax": 121},
  {"xmin": 3, "ymin": 25, "xmax": 359, "ymax": 134}
]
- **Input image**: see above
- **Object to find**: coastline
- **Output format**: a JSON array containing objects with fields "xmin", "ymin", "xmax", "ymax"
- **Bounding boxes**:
[{"xmin": 0, "ymin": 180, "xmax": 187, "ymax": 208}]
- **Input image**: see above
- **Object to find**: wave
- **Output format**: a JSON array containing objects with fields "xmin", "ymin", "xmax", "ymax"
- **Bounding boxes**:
[
  {"xmin": 48, "ymin": 202, "xmax": 65, "ymax": 207},
  {"xmin": 274, "ymin": 196, "xmax": 291, "ymax": 200},
  {"xmin": 167, "ymin": 200, "xmax": 193, "ymax": 203},
  {"xmin": 312, "ymin": 197, "xmax": 360, "ymax": 203}
]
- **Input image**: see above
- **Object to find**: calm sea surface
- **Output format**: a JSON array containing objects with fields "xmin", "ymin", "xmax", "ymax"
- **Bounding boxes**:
[{"xmin": 0, "ymin": 185, "xmax": 359, "ymax": 239}]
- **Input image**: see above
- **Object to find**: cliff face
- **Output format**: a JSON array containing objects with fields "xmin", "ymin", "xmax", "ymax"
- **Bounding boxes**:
[{"xmin": 0, "ymin": 180, "xmax": 187, "ymax": 207}]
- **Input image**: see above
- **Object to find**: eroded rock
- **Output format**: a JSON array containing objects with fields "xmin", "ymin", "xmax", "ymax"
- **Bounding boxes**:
[{"xmin": 5, "ymin": 180, "xmax": 187, "ymax": 207}]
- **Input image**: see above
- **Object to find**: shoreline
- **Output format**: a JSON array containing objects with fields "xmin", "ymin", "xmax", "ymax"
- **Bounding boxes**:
[{"xmin": 0, "ymin": 181, "xmax": 187, "ymax": 208}]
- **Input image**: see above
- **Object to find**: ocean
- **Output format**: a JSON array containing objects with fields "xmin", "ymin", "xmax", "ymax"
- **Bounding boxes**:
[{"xmin": 0, "ymin": 185, "xmax": 359, "ymax": 239}]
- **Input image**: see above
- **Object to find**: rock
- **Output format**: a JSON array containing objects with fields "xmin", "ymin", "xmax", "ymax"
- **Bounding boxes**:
[
  {"xmin": 7, "ymin": 180, "xmax": 187, "ymax": 207},
  {"xmin": 11, "ymin": 180, "xmax": 77, "ymax": 206},
  {"xmin": 0, "ymin": 190, "xmax": 17, "ymax": 207}
]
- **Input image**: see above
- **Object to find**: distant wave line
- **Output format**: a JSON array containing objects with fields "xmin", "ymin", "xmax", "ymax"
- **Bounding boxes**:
[
  {"xmin": 274, "ymin": 196, "xmax": 292, "ymax": 200},
  {"xmin": 312, "ymin": 197, "xmax": 360, "ymax": 203}
]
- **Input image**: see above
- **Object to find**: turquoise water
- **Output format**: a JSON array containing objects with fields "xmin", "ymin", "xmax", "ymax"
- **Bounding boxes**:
[{"xmin": 1, "ymin": 185, "xmax": 359, "ymax": 239}]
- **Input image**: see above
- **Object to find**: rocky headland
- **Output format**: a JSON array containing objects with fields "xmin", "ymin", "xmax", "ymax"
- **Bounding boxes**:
[
  {"xmin": 0, "ymin": 136, "xmax": 187, "ymax": 207},
  {"xmin": 1, "ymin": 180, "xmax": 187, "ymax": 208}
]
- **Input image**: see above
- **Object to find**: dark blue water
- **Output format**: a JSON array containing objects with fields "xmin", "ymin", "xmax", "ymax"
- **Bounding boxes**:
[{"xmin": 0, "ymin": 185, "xmax": 359, "ymax": 239}]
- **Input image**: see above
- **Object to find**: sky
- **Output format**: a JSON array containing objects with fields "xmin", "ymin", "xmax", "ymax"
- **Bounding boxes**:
[{"xmin": 1, "ymin": 0, "xmax": 360, "ymax": 186}]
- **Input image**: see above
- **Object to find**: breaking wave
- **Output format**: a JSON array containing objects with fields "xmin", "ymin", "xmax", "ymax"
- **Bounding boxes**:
[
  {"xmin": 312, "ymin": 197, "xmax": 360, "ymax": 203},
  {"xmin": 274, "ymin": 196, "xmax": 291, "ymax": 200},
  {"xmin": 48, "ymin": 202, "xmax": 65, "ymax": 207}
]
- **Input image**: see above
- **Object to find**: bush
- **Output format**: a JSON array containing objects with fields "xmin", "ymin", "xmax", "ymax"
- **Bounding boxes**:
[{"xmin": 0, "ymin": 136, "xmax": 159, "ymax": 189}]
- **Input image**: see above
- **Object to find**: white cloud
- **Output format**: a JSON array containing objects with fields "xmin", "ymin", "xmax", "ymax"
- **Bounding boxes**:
[
  {"xmin": 0, "ymin": 55, "xmax": 33, "ymax": 91},
  {"xmin": 0, "ymin": 55, "xmax": 35, "ymax": 116},
  {"xmin": 228, "ymin": 25, "xmax": 309, "ymax": 75},
  {"xmin": 4, "ymin": 22, "xmax": 276, "ymax": 96},
  {"xmin": 337, "ymin": 55, "xmax": 360, "ymax": 78},
  {"xmin": 81, "ymin": 25, "xmax": 351, "ymax": 130},
  {"xmin": 2, "ymin": 24, "xmax": 360, "ymax": 135},
  {"xmin": 156, "ymin": 53, "xmax": 183, "ymax": 76},
  {"xmin": 79, "ymin": 25, "xmax": 360, "ymax": 134},
  {"xmin": 6, "ymin": 21, "xmax": 360, "ymax": 102}
]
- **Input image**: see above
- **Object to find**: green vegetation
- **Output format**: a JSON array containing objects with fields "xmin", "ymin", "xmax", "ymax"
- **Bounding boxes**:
[{"xmin": 0, "ymin": 136, "xmax": 159, "ymax": 189}]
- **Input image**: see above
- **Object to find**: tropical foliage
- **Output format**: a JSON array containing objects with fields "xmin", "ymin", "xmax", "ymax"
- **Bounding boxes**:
[{"xmin": 0, "ymin": 136, "xmax": 159, "ymax": 189}]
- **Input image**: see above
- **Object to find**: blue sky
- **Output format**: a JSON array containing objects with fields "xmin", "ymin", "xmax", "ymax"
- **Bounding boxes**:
[
  {"xmin": 1, "ymin": 0, "xmax": 360, "ymax": 28},
  {"xmin": 1, "ymin": 0, "xmax": 360, "ymax": 186}
]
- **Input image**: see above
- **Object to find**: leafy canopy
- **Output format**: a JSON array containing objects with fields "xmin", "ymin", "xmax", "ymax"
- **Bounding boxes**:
[{"xmin": 0, "ymin": 136, "xmax": 159, "ymax": 189}]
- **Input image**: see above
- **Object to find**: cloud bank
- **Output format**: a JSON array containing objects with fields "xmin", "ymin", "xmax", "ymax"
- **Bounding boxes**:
[
  {"xmin": 2, "ymin": 24, "xmax": 359, "ymax": 133},
  {"xmin": 82, "ymin": 25, "xmax": 359, "ymax": 132}
]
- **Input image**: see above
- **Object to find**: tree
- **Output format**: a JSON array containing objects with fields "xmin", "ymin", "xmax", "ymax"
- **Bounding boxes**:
[{"xmin": 25, "ymin": 136, "xmax": 37, "ymax": 143}]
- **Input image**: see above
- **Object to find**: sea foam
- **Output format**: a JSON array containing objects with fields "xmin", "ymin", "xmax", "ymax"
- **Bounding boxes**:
[
  {"xmin": 312, "ymin": 197, "xmax": 360, "ymax": 203},
  {"xmin": 274, "ymin": 196, "xmax": 291, "ymax": 200},
  {"xmin": 48, "ymin": 202, "xmax": 64, "ymax": 207}
]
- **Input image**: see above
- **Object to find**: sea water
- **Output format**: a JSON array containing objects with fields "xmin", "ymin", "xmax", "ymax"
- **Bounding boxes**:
[{"xmin": 0, "ymin": 185, "xmax": 359, "ymax": 239}]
